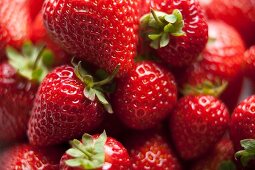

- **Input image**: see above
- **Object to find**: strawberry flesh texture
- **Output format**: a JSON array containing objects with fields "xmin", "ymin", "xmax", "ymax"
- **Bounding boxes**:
[
  {"xmin": 170, "ymin": 95, "xmax": 230, "ymax": 160},
  {"xmin": 42, "ymin": 0, "xmax": 139, "ymax": 77},
  {"xmin": 28, "ymin": 65, "xmax": 104, "ymax": 146},
  {"xmin": 113, "ymin": 61, "xmax": 177, "ymax": 130},
  {"xmin": 0, "ymin": 62, "xmax": 38, "ymax": 144},
  {"xmin": 60, "ymin": 136, "xmax": 130, "ymax": 170}
]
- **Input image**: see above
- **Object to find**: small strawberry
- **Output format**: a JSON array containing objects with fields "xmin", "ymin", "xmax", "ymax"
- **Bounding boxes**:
[
  {"xmin": 42, "ymin": 0, "xmax": 140, "ymax": 77},
  {"xmin": 28, "ymin": 61, "xmax": 119, "ymax": 146},
  {"xmin": 0, "ymin": 143, "xmax": 65, "ymax": 170},
  {"xmin": 243, "ymin": 46, "xmax": 255, "ymax": 81},
  {"xmin": 169, "ymin": 95, "xmax": 230, "ymax": 160},
  {"xmin": 139, "ymin": 0, "xmax": 208, "ymax": 67},
  {"xmin": 191, "ymin": 138, "xmax": 236, "ymax": 170},
  {"xmin": 126, "ymin": 131, "xmax": 182, "ymax": 170},
  {"xmin": 112, "ymin": 61, "xmax": 177, "ymax": 130},
  {"xmin": 59, "ymin": 131, "xmax": 130, "ymax": 170}
]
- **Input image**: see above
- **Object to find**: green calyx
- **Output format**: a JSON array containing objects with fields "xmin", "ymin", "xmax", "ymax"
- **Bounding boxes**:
[
  {"xmin": 65, "ymin": 131, "xmax": 107, "ymax": 169},
  {"xmin": 72, "ymin": 60, "xmax": 119, "ymax": 113},
  {"xmin": 181, "ymin": 79, "xmax": 228, "ymax": 97},
  {"xmin": 6, "ymin": 41, "xmax": 53, "ymax": 83},
  {"xmin": 219, "ymin": 160, "xmax": 236, "ymax": 170},
  {"xmin": 235, "ymin": 139, "xmax": 255, "ymax": 167},
  {"xmin": 140, "ymin": 9, "xmax": 185, "ymax": 49}
]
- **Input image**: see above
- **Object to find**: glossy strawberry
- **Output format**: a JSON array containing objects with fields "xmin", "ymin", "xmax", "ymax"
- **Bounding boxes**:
[
  {"xmin": 199, "ymin": 0, "xmax": 255, "ymax": 46},
  {"xmin": 243, "ymin": 46, "xmax": 255, "ymax": 80},
  {"xmin": 43, "ymin": 0, "xmax": 140, "ymax": 77},
  {"xmin": 126, "ymin": 131, "xmax": 182, "ymax": 170},
  {"xmin": 140, "ymin": 0, "xmax": 208, "ymax": 67},
  {"xmin": 0, "ymin": 143, "xmax": 64, "ymax": 170},
  {"xmin": 191, "ymin": 138, "xmax": 235, "ymax": 170},
  {"xmin": 169, "ymin": 95, "xmax": 230, "ymax": 160},
  {"xmin": 113, "ymin": 61, "xmax": 177, "ymax": 130},
  {"xmin": 59, "ymin": 131, "xmax": 130, "ymax": 170}
]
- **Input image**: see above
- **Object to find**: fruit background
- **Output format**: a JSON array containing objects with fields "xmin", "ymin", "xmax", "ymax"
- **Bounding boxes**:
[{"xmin": 0, "ymin": 0, "xmax": 254, "ymax": 169}]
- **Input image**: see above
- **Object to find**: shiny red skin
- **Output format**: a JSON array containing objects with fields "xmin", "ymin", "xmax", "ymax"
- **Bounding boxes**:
[
  {"xmin": 60, "ymin": 136, "xmax": 130, "ymax": 170},
  {"xmin": 0, "ymin": 62, "xmax": 38, "ymax": 144},
  {"xmin": 0, "ymin": 144, "xmax": 64, "ymax": 170},
  {"xmin": 230, "ymin": 95, "xmax": 255, "ymax": 151},
  {"xmin": 199, "ymin": 0, "xmax": 255, "ymax": 46},
  {"xmin": 169, "ymin": 95, "xmax": 230, "ymax": 160},
  {"xmin": 113, "ymin": 61, "xmax": 177, "ymax": 130},
  {"xmin": 0, "ymin": 0, "xmax": 30, "ymax": 57},
  {"xmin": 127, "ymin": 131, "xmax": 182, "ymax": 170},
  {"xmin": 28, "ymin": 65, "xmax": 104, "ymax": 146},
  {"xmin": 191, "ymin": 138, "xmax": 234, "ymax": 170},
  {"xmin": 244, "ymin": 46, "xmax": 255, "ymax": 80},
  {"xmin": 42, "ymin": 0, "xmax": 139, "ymax": 77},
  {"xmin": 145, "ymin": 0, "xmax": 208, "ymax": 67}
]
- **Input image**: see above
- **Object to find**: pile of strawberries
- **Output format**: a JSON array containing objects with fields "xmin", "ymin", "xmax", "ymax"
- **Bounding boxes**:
[{"xmin": 0, "ymin": 0, "xmax": 255, "ymax": 169}]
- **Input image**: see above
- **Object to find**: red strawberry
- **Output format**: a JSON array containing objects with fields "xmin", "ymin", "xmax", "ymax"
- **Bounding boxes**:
[
  {"xmin": 0, "ymin": 0, "xmax": 31, "ymax": 57},
  {"xmin": 0, "ymin": 143, "xmax": 65, "ymax": 170},
  {"xmin": 42, "ymin": 0, "xmax": 140, "ymax": 77},
  {"xmin": 169, "ymin": 95, "xmax": 230, "ymax": 160},
  {"xmin": 28, "ymin": 61, "xmax": 119, "ymax": 146},
  {"xmin": 243, "ymin": 46, "xmax": 255, "ymax": 80},
  {"xmin": 199, "ymin": 0, "xmax": 255, "ymax": 46},
  {"xmin": 112, "ymin": 61, "xmax": 177, "ymax": 130},
  {"xmin": 191, "ymin": 138, "xmax": 235, "ymax": 170},
  {"xmin": 59, "ymin": 131, "xmax": 130, "ymax": 170},
  {"xmin": 139, "ymin": 0, "xmax": 208, "ymax": 67},
  {"xmin": 28, "ymin": 0, "xmax": 44, "ymax": 20},
  {"xmin": 126, "ymin": 131, "xmax": 182, "ymax": 170}
]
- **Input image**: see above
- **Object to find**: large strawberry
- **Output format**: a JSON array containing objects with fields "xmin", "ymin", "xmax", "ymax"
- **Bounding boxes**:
[
  {"xmin": 59, "ymin": 131, "xmax": 130, "ymax": 170},
  {"xmin": 42, "ymin": 0, "xmax": 140, "ymax": 77},
  {"xmin": 126, "ymin": 130, "xmax": 182, "ymax": 170},
  {"xmin": 28, "ymin": 61, "xmax": 119, "ymax": 146},
  {"xmin": 169, "ymin": 95, "xmax": 230, "ymax": 160},
  {"xmin": 139, "ymin": 0, "xmax": 208, "ymax": 67},
  {"xmin": 0, "ymin": 143, "xmax": 65, "ymax": 170},
  {"xmin": 112, "ymin": 61, "xmax": 177, "ymax": 130},
  {"xmin": 199, "ymin": 0, "xmax": 255, "ymax": 46}
]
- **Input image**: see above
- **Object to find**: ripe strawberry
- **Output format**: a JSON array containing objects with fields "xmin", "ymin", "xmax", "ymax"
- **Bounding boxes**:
[
  {"xmin": 28, "ymin": 61, "xmax": 119, "ymax": 146},
  {"xmin": 243, "ymin": 46, "xmax": 255, "ymax": 80},
  {"xmin": 59, "ymin": 131, "xmax": 130, "ymax": 170},
  {"xmin": 199, "ymin": 0, "xmax": 255, "ymax": 46},
  {"xmin": 0, "ymin": 0, "xmax": 31, "ymax": 57},
  {"xmin": 169, "ymin": 95, "xmax": 230, "ymax": 160},
  {"xmin": 42, "ymin": 0, "xmax": 140, "ymax": 77},
  {"xmin": 0, "ymin": 143, "xmax": 65, "ymax": 170},
  {"xmin": 28, "ymin": 0, "xmax": 44, "ymax": 20},
  {"xmin": 140, "ymin": 0, "xmax": 208, "ymax": 67},
  {"xmin": 126, "ymin": 131, "xmax": 182, "ymax": 170},
  {"xmin": 112, "ymin": 61, "xmax": 177, "ymax": 130},
  {"xmin": 191, "ymin": 138, "xmax": 235, "ymax": 170}
]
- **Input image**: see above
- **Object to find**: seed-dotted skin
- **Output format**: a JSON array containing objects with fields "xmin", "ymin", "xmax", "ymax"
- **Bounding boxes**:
[
  {"xmin": 170, "ymin": 95, "xmax": 230, "ymax": 160},
  {"xmin": 28, "ymin": 65, "xmax": 104, "ymax": 146},
  {"xmin": 0, "ymin": 62, "xmax": 37, "ymax": 144},
  {"xmin": 113, "ymin": 61, "xmax": 177, "ymax": 130},
  {"xmin": 147, "ymin": 0, "xmax": 208, "ymax": 67},
  {"xmin": 230, "ymin": 95, "xmax": 255, "ymax": 150},
  {"xmin": 42, "ymin": 0, "xmax": 139, "ymax": 77}
]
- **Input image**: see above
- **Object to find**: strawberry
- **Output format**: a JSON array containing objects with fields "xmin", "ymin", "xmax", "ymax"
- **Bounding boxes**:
[
  {"xmin": 191, "ymin": 138, "xmax": 235, "ymax": 170},
  {"xmin": 112, "ymin": 61, "xmax": 177, "ymax": 130},
  {"xmin": 59, "ymin": 131, "xmax": 130, "ymax": 170},
  {"xmin": 0, "ymin": 42, "xmax": 52, "ymax": 144},
  {"xmin": 199, "ymin": 0, "xmax": 255, "ymax": 46},
  {"xmin": 169, "ymin": 95, "xmax": 230, "ymax": 160},
  {"xmin": 139, "ymin": 0, "xmax": 208, "ymax": 67},
  {"xmin": 28, "ymin": 0, "xmax": 44, "ymax": 20},
  {"xmin": 126, "ymin": 131, "xmax": 182, "ymax": 170},
  {"xmin": 42, "ymin": 0, "xmax": 140, "ymax": 77},
  {"xmin": 28, "ymin": 61, "xmax": 119, "ymax": 146},
  {"xmin": 243, "ymin": 46, "xmax": 255, "ymax": 81},
  {"xmin": 0, "ymin": 143, "xmax": 65, "ymax": 170}
]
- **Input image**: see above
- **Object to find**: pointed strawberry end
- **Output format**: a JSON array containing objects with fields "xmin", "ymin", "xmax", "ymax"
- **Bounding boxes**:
[
  {"xmin": 235, "ymin": 139, "xmax": 255, "ymax": 167},
  {"xmin": 181, "ymin": 79, "xmax": 228, "ymax": 97},
  {"xmin": 140, "ymin": 9, "xmax": 185, "ymax": 49},
  {"xmin": 65, "ymin": 131, "xmax": 107, "ymax": 169},
  {"xmin": 6, "ymin": 41, "xmax": 53, "ymax": 83}
]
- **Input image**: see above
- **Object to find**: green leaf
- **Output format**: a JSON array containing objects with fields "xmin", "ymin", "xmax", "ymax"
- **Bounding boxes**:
[
  {"xmin": 164, "ymin": 14, "xmax": 177, "ymax": 23},
  {"xmin": 21, "ymin": 41, "xmax": 33, "ymax": 57},
  {"xmin": 32, "ymin": 69, "xmax": 43, "ymax": 81},
  {"xmin": 41, "ymin": 49, "xmax": 54, "ymax": 67},
  {"xmin": 148, "ymin": 34, "xmax": 161, "ymax": 40},
  {"xmin": 150, "ymin": 39, "xmax": 160, "ymax": 49},
  {"xmin": 173, "ymin": 9, "xmax": 183, "ymax": 21},
  {"xmin": 82, "ymin": 134, "xmax": 94, "ymax": 148},
  {"xmin": 219, "ymin": 160, "xmax": 236, "ymax": 170},
  {"xmin": 84, "ymin": 87, "xmax": 96, "ymax": 101},
  {"xmin": 94, "ymin": 131, "xmax": 107, "ymax": 154},
  {"xmin": 65, "ymin": 158, "xmax": 82, "ymax": 167},
  {"xmin": 171, "ymin": 30, "xmax": 185, "ymax": 36},
  {"xmin": 160, "ymin": 32, "xmax": 170, "ymax": 48},
  {"xmin": 66, "ymin": 148, "xmax": 85, "ymax": 158},
  {"xmin": 95, "ymin": 90, "xmax": 113, "ymax": 113},
  {"xmin": 164, "ymin": 23, "xmax": 175, "ymax": 33},
  {"xmin": 235, "ymin": 139, "xmax": 255, "ymax": 167},
  {"xmin": 240, "ymin": 139, "xmax": 255, "ymax": 151}
]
